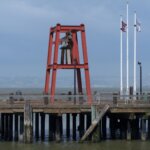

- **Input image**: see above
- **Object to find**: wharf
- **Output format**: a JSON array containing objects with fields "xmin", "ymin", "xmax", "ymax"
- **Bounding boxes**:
[
  {"xmin": 0, "ymin": 94, "xmax": 150, "ymax": 143},
  {"xmin": 0, "ymin": 99, "xmax": 150, "ymax": 113}
]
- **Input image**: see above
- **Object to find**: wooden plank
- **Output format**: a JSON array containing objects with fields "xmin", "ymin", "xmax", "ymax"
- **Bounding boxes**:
[
  {"xmin": 24, "ymin": 100, "xmax": 33, "ymax": 143},
  {"xmin": 32, "ymin": 109, "xmax": 44, "ymax": 113},
  {"xmin": 80, "ymin": 104, "xmax": 110, "ymax": 141},
  {"xmin": 111, "ymin": 108, "xmax": 150, "ymax": 113}
]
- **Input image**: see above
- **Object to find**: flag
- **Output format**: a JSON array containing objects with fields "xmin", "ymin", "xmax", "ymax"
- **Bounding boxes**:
[
  {"xmin": 136, "ymin": 19, "xmax": 141, "ymax": 32},
  {"xmin": 121, "ymin": 21, "xmax": 127, "ymax": 32}
]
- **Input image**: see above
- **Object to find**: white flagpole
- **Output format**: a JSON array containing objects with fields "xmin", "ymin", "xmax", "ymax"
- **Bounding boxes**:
[
  {"xmin": 133, "ymin": 11, "xmax": 137, "ymax": 99},
  {"xmin": 126, "ymin": 2, "xmax": 129, "ymax": 97},
  {"xmin": 120, "ymin": 16, "xmax": 123, "ymax": 97}
]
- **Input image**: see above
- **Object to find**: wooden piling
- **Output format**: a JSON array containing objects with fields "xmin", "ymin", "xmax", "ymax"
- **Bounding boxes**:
[
  {"xmin": 20, "ymin": 114, "xmax": 24, "ymax": 134},
  {"xmin": 40, "ymin": 113, "xmax": 45, "ymax": 141},
  {"xmin": 110, "ymin": 117, "xmax": 116, "ymax": 139},
  {"xmin": 79, "ymin": 113, "xmax": 85, "ymax": 138},
  {"xmin": 102, "ymin": 115, "xmax": 107, "ymax": 139},
  {"xmin": 86, "ymin": 112, "xmax": 92, "ymax": 140},
  {"xmin": 8, "ymin": 114, "xmax": 13, "ymax": 141},
  {"xmin": 141, "ymin": 118, "xmax": 147, "ymax": 141},
  {"xmin": 91, "ymin": 105, "xmax": 98, "ymax": 142},
  {"xmin": 126, "ymin": 119, "xmax": 131, "ymax": 140},
  {"xmin": 49, "ymin": 114, "xmax": 55, "ymax": 140},
  {"xmin": 35, "ymin": 113, "xmax": 39, "ymax": 140},
  {"xmin": 55, "ymin": 115, "xmax": 61, "ymax": 142},
  {"xmin": 66, "ymin": 113, "xmax": 70, "ymax": 138},
  {"xmin": 24, "ymin": 101, "xmax": 33, "ymax": 143},
  {"xmin": 59, "ymin": 115, "xmax": 63, "ymax": 136},
  {"xmin": 14, "ymin": 113, "xmax": 18, "ymax": 141},
  {"xmin": 4, "ymin": 114, "xmax": 8, "ymax": 140},
  {"xmin": 0, "ymin": 114, "xmax": 1, "ymax": 139},
  {"xmin": 133, "ymin": 119, "xmax": 140, "ymax": 139},
  {"xmin": 86, "ymin": 113, "xmax": 91, "ymax": 130},
  {"xmin": 148, "ymin": 117, "xmax": 150, "ymax": 139},
  {"xmin": 72, "ymin": 113, "xmax": 77, "ymax": 140},
  {"xmin": 1, "ymin": 113, "xmax": 4, "ymax": 140},
  {"xmin": 120, "ymin": 118, "xmax": 127, "ymax": 139}
]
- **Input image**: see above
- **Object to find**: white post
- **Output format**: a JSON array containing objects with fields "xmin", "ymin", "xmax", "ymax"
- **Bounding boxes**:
[
  {"xmin": 120, "ymin": 16, "xmax": 123, "ymax": 98},
  {"xmin": 126, "ymin": 2, "xmax": 129, "ymax": 98},
  {"xmin": 133, "ymin": 12, "xmax": 137, "ymax": 99}
]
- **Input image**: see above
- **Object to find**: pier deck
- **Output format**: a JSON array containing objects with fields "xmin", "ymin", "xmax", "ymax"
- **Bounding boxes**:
[
  {"xmin": 0, "ymin": 95, "xmax": 150, "ymax": 143},
  {"xmin": 0, "ymin": 99, "xmax": 150, "ymax": 113}
]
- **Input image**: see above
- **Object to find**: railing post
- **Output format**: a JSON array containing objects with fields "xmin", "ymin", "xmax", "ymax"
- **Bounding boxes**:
[
  {"xmin": 43, "ymin": 94, "xmax": 49, "ymax": 105},
  {"xmin": 24, "ymin": 100, "xmax": 33, "ymax": 143}
]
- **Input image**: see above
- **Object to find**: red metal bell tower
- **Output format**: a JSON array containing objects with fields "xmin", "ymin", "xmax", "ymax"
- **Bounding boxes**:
[{"xmin": 44, "ymin": 24, "xmax": 92, "ymax": 104}]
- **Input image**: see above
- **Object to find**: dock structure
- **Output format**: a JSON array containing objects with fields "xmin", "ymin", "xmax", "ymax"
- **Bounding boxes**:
[{"xmin": 0, "ymin": 94, "xmax": 150, "ymax": 142}]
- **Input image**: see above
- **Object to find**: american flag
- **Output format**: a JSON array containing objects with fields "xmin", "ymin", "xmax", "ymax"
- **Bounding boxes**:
[{"xmin": 121, "ymin": 21, "xmax": 127, "ymax": 32}]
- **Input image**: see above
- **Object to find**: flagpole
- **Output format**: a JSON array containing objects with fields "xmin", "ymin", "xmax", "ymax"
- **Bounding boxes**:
[
  {"xmin": 120, "ymin": 16, "xmax": 123, "ymax": 98},
  {"xmin": 126, "ymin": 2, "xmax": 129, "ymax": 97},
  {"xmin": 133, "ymin": 11, "xmax": 137, "ymax": 99}
]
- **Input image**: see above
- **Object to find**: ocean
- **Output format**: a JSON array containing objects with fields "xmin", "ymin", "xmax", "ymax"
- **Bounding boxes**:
[{"xmin": 0, "ymin": 140, "xmax": 150, "ymax": 150}]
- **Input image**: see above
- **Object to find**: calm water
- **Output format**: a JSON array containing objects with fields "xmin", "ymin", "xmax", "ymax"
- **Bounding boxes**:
[{"xmin": 0, "ymin": 140, "xmax": 150, "ymax": 150}]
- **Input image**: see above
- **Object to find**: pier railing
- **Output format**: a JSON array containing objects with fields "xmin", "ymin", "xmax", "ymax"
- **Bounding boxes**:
[{"xmin": 0, "ymin": 93, "xmax": 150, "ymax": 106}]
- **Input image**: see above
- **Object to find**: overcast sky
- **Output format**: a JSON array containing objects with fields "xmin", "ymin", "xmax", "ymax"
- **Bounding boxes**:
[{"xmin": 0, "ymin": 0, "xmax": 150, "ymax": 88}]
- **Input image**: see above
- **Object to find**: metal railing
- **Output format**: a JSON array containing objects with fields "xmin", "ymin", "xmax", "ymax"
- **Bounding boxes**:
[{"xmin": 0, "ymin": 92, "xmax": 150, "ymax": 105}]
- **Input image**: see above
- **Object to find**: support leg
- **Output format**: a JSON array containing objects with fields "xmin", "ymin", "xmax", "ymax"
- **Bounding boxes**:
[
  {"xmin": 24, "ymin": 102, "xmax": 33, "ymax": 143},
  {"xmin": 79, "ymin": 113, "xmax": 85, "ymax": 138},
  {"xmin": 66, "ymin": 114, "xmax": 70, "ymax": 138},
  {"xmin": 102, "ymin": 115, "xmax": 107, "ymax": 140},
  {"xmin": 41, "ymin": 113, "xmax": 45, "ymax": 141},
  {"xmin": 110, "ymin": 117, "xmax": 116, "ymax": 139},
  {"xmin": 20, "ymin": 114, "xmax": 24, "ymax": 135},
  {"xmin": 49, "ymin": 114, "xmax": 55, "ymax": 140},
  {"xmin": 55, "ymin": 115, "xmax": 61, "ymax": 142},
  {"xmin": 35, "ymin": 113, "xmax": 39, "ymax": 140},
  {"xmin": 141, "ymin": 118, "xmax": 147, "ymax": 141},
  {"xmin": 4, "ymin": 114, "xmax": 8, "ymax": 141},
  {"xmin": 8, "ymin": 114, "xmax": 13, "ymax": 141},
  {"xmin": 148, "ymin": 117, "xmax": 150, "ymax": 139},
  {"xmin": 72, "ymin": 114, "xmax": 77, "ymax": 141},
  {"xmin": 127, "ymin": 119, "xmax": 131, "ymax": 140},
  {"xmin": 1, "ymin": 113, "xmax": 4, "ymax": 140},
  {"xmin": 14, "ymin": 113, "xmax": 18, "ymax": 141}
]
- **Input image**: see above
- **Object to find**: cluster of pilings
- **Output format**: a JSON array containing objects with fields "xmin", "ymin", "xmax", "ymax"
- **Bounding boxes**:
[
  {"xmin": 1, "ymin": 103, "xmax": 150, "ymax": 142},
  {"xmin": 33, "ymin": 112, "xmax": 91, "ymax": 142},
  {"xmin": 92, "ymin": 113, "xmax": 150, "ymax": 141},
  {"xmin": 0, "ymin": 111, "xmax": 92, "ymax": 142},
  {"xmin": 0, "ymin": 113, "xmax": 24, "ymax": 141}
]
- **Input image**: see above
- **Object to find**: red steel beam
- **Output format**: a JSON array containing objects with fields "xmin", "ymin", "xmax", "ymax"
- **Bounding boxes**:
[
  {"xmin": 47, "ymin": 64, "xmax": 88, "ymax": 69},
  {"xmin": 44, "ymin": 30, "xmax": 53, "ymax": 94},
  {"xmin": 51, "ymin": 24, "xmax": 85, "ymax": 33},
  {"xmin": 44, "ymin": 23, "xmax": 92, "ymax": 105}
]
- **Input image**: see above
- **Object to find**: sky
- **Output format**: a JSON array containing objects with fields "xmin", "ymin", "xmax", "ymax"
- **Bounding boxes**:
[{"xmin": 0, "ymin": 0, "xmax": 150, "ymax": 88}]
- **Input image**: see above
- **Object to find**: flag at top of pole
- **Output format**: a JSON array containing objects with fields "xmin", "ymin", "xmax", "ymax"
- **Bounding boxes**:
[{"xmin": 121, "ymin": 21, "xmax": 127, "ymax": 32}]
